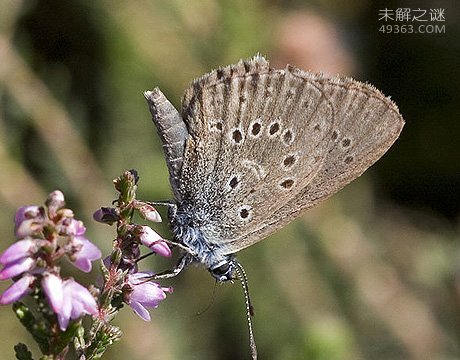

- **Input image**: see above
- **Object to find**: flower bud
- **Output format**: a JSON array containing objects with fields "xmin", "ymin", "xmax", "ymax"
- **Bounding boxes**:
[
  {"xmin": 46, "ymin": 190, "xmax": 66, "ymax": 218},
  {"xmin": 135, "ymin": 202, "xmax": 162, "ymax": 223},
  {"xmin": 138, "ymin": 226, "xmax": 172, "ymax": 257},
  {"xmin": 93, "ymin": 207, "xmax": 119, "ymax": 225},
  {"xmin": 14, "ymin": 206, "xmax": 45, "ymax": 239}
]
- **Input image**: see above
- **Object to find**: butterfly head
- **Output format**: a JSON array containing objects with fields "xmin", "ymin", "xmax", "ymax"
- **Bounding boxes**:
[{"xmin": 208, "ymin": 257, "xmax": 236, "ymax": 282}]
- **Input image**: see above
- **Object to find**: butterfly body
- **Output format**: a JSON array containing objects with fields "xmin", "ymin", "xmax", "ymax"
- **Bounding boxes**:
[
  {"xmin": 145, "ymin": 55, "xmax": 404, "ymax": 282},
  {"xmin": 169, "ymin": 202, "xmax": 236, "ymax": 280}
]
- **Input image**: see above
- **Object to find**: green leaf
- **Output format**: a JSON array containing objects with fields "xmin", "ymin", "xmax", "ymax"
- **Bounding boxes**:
[
  {"xmin": 13, "ymin": 302, "xmax": 50, "ymax": 354},
  {"xmin": 84, "ymin": 320, "xmax": 122, "ymax": 359},
  {"xmin": 55, "ymin": 321, "xmax": 82, "ymax": 355},
  {"xmin": 74, "ymin": 323, "xmax": 86, "ymax": 353},
  {"xmin": 100, "ymin": 258, "xmax": 110, "ymax": 281}
]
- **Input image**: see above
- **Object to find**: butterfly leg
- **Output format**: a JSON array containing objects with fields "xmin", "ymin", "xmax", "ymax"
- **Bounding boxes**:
[
  {"xmin": 151, "ymin": 254, "xmax": 193, "ymax": 279},
  {"xmin": 147, "ymin": 200, "xmax": 176, "ymax": 210},
  {"xmin": 147, "ymin": 200, "xmax": 178, "ymax": 219}
]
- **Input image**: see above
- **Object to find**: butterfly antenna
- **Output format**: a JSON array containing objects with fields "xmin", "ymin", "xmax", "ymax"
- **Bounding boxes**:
[{"xmin": 234, "ymin": 261, "xmax": 257, "ymax": 360}]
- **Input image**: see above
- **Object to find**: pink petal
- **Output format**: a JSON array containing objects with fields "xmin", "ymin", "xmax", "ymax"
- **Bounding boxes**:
[
  {"xmin": 57, "ymin": 301, "xmax": 72, "ymax": 331},
  {"xmin": 73, "ymin": 258, "xmax": 92, "ymax": 273},
  {"xmin": 56, "ymin": 279, "xmax": 98, "ymax": 330},
  {"xmin": 77, "ymin": 238, "xmax": 102, "ymax": 260},
  {"xmin": 67, "ymin": 280, "xmax": 98, "ymax": 316},
  {"xmin": 47, "ymin": 190, "xmax": 65, "ymax": 209},
  {"xmin": 149, "ymin": 241, "xmax": 172, "ymax": 257},
  {"xmin": 14, "ymin": 206, "xmax": 40, "ymax": 227},
  {"xmin": 144, "ymin": 209, "xmax": 162, "ymax": 223},
  {"xmin": 70, "ymin": 300, "xmax": 85, "ymax": 319},
  {"xmin": 71, "ymin": 238, "xmax": 102, "ymax": 273},
  {"xmin": 131, "ymin": 282, "xmax": 166, "ymax": 305},
  {"xmin": 130, "ymin": 301, "xmax": 151, "ymax": 321},
  {"xmin": 42, "ymin": 274, "xmax": 64, "ymax": 313},
  {"xmin": 68, "ymin": 220, "xmax": 86, "ymax": 236},
  {"xmin": 0, "ymin": 257, "xmax": 35, "ymax": 280},
  {"xmin": 138, "ymin": 226, "xmax": 163, "ymax": 248},
  {"xmin": 57, "ymin": 281, "xmax": 74, "ymax": 330},
  {"xmin": 137, "ymin": 204, "xmax": 162, "ymax": 222},
  {"xmin": 0, "ymin": 275, "xmax": 34, "ymax": 304},
  {"xmin": 0, "ymin": 239, "xmax": 35, "ymax": 265}
]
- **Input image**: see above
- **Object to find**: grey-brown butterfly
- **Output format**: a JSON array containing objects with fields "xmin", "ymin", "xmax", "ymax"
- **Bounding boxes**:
[{"xmin": 144, "ymin": 55, "xmax": 404, "ymax": 358}]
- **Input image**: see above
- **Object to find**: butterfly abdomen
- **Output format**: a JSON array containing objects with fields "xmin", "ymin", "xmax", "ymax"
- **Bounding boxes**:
[{"xmin": 145, "ymin": 89, "xmax": 189, "ymax": 200}]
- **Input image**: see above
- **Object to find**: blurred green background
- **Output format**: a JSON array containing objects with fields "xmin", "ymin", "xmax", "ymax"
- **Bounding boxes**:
[{"xmin": 0, "ymin": 0, "xmax": 459, "ymax": 359}]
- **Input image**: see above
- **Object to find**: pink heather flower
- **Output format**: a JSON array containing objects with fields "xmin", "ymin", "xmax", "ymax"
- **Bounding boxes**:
[
  {"xmin": 125, "ymin": 272, "xmax": 172, "ymax": 321},
  {"xmin": 138, "ymin": 226, "xmax": 171, "ymax": 257},
  {"xmin": 56, "ymin": 279, "xmax": 98, "ymax": 331},
  {"xmin": 0, "ymin": 257, "xmax": 35, "ymax": 280},
  {"xmin": 0, "ymin": 239, "xmax": 35, "ymax": 265},
  {"xmin": 71, "ymin": 237, "xmax": 102, "ymax": 273},
  {"xmin": 42, "ymin": 273, "xmax": 64, "ymax": 313},
  {"xmin": 0, "ymin": 238, "xmax": 43, "ymax": 280},
  {"xmin": 67, "ymin": 219, "xmax": 102, "ymax": 272},
  {"xmin": 67, "ymin": 219, "xmax": 86, "ymax": 237},
  {"xmin": 42, "ymin": 274, "xmax": 98, "ymax": 330},
  {"xmin": 0, "ymin": 274, "xmax": 35, "ymax": 304},
  {"xmin": 14, "ymin": 206, "xmax": 45, "ymax": 239}
]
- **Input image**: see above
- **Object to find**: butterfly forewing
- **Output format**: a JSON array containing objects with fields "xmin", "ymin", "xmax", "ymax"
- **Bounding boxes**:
[{"xmin": 176, "ymin": 56, "xmax": 404, "ymax": 254}]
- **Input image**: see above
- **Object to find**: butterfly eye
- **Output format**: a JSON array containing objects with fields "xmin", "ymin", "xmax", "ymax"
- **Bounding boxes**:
[
  {"xmin": 209, "ymin": 260, "xmax": 235, "ymax": 281},
  {"xmin": 212, "ymin": 262, "xmax": 230, "ymax": 275}
]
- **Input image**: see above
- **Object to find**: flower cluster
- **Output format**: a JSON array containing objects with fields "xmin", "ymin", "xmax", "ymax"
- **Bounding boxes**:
[
  {"xmin": 0, "ymin": 171, "xmax": 174, "ymax": 358},
  {"xmin": 98, "ymin": 222, "xmax": 173, "ymax": 322},
  {"xmin": 0, "ymin": 191, "xmax": 101, "ymax": 330},
  {"xmin": 94, "ymin": 171, "xmax": 173, "ymax": 322}
]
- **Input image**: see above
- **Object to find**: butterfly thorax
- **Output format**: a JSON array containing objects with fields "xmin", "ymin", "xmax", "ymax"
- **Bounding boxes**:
[{"xmin": 169, "ymin": 203, "xmax": 236, "ymax": 281}]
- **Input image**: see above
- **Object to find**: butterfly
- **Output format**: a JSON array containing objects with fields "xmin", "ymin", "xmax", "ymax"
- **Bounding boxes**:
[
  {"xmin": 144, "ymin": 55, "xmax": 404, "ymax": 359},
  {"xmin": 144, "ymin": 55, "xmax": 404, "ymax": 281}
]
